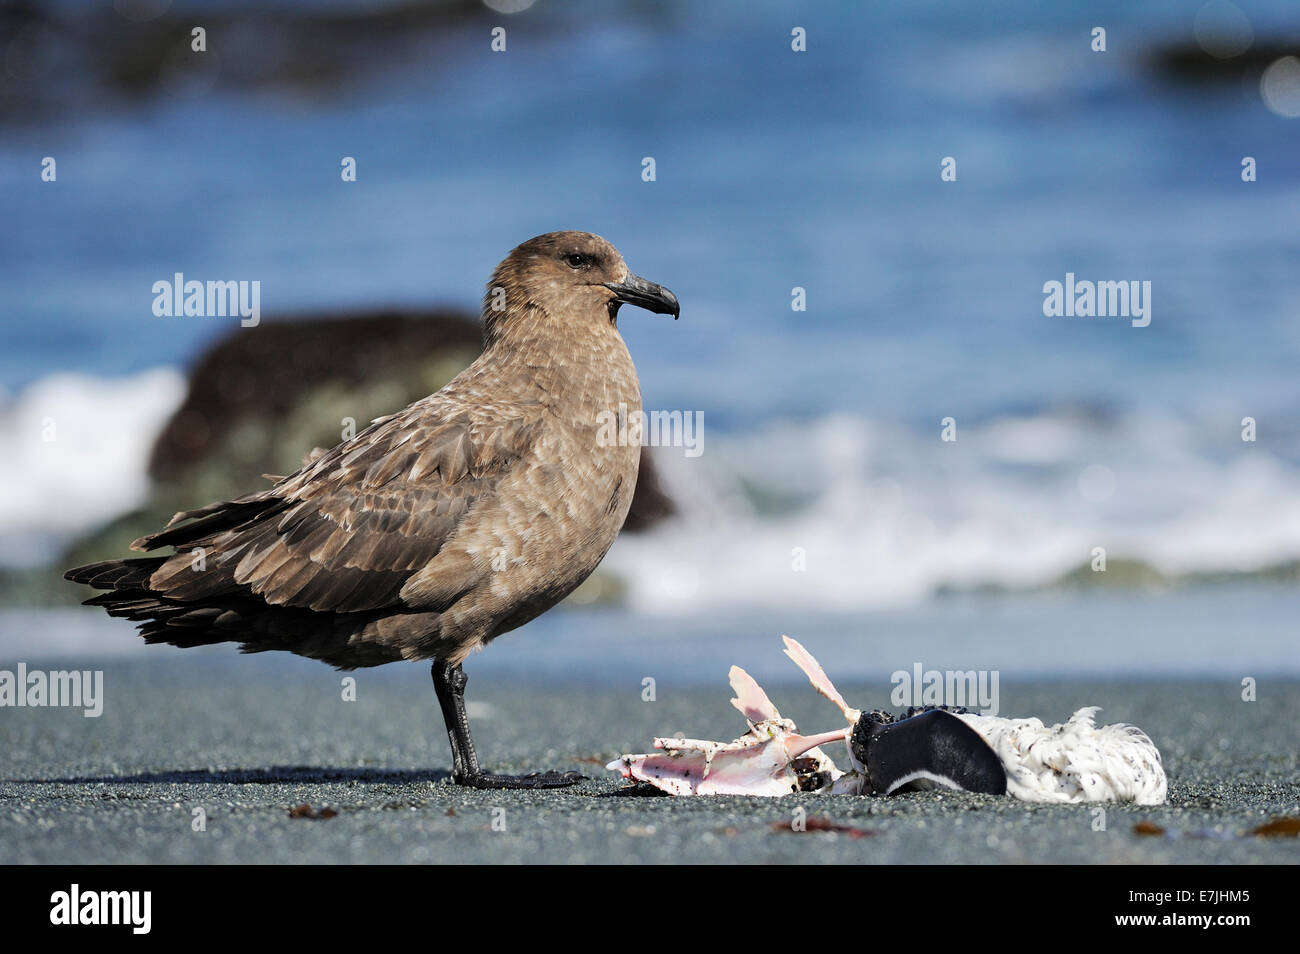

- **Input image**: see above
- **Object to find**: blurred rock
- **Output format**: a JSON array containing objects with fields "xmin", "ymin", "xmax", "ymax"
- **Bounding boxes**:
[
  {"xmin": 1048, "ymin": 558, "xmax": 1171, "ymax": 590},
  {"xmin": 1, "ymin": 0, "xmax": 486, "ymax": 122},
  {"xmin": 148, "ymin": 309, "xmax": 482, "ymax": 480},
  {"xmin": 1146, "ymin": 38, "xmax": 1300, "ymax": 84}
]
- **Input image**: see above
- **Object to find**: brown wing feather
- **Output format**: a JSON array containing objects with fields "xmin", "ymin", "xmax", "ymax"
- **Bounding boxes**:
[{"xmin": 137, "ymin": 397, "xmax": 544, "ymax": 615}]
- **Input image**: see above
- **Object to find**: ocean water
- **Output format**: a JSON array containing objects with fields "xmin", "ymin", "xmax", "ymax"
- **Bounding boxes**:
[
  {"xmin": 6, "ymin": 582, "xmax": 1299, "ymax": 681},
  {"xmin": 2, "ymin": 1, "xmax": 1299, "ymax": 669}
]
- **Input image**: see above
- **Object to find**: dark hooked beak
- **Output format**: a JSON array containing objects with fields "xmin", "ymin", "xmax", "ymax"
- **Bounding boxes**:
[{"xmin": 602, "ymin": 273, "xmax": 680, "ymax": 319}]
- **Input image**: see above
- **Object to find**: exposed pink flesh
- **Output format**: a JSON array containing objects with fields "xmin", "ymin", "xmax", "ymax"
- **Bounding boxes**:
[
  {"xmin": 727, "ymin": 666, "xmax": 845, "ymax": 779},
  {"xmin": 729, "ymin": 666, "xmax": 782, "ymax": 723},
  {"xmin": 782, "ymin": 634, "xmax": 859, "ymax": 724},
  {"xmin": 608, "ymin": 642, "xmax": 857, "ymax": 797},
  {"xmin": 788, "ymin": 728, "xmax": 852, "ymax": 753},
  {"xmin": 607, "ymin": 724, "xmax": 849, "ymax": 796},
  {"xmin": 608, "ymin": 738, "xmax": 795, "ymax": 796}
]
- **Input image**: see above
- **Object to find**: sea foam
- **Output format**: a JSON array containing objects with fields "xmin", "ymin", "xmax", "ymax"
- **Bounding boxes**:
[{"xmin": 0, "ymin": 368, "xmax": 186, "ymax": 567}]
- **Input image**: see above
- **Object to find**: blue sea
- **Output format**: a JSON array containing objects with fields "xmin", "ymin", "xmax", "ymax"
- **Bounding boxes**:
[{"xmin": 2, "ymin": 0, "xmax": 1299, "ymax": 675}]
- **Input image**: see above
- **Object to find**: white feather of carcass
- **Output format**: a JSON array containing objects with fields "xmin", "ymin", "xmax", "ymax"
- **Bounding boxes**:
[{"xmin": 956, "ymin": 706, "xmax": 1167, "ymax": 805}]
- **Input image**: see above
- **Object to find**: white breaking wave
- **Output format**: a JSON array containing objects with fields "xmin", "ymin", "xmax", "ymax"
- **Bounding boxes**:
[
  {"xmin": 606, "ymin": 409, "xmax": 1300, "ymax": 613},
  {"xmin": 0, "ymin": 368, "xmax": 187, "ymax": 567}
]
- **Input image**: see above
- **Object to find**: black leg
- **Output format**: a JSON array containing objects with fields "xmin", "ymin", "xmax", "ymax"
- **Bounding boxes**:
[{"xmin": 431, "ymin": 660, "xmax": 584, "ymax": 790}]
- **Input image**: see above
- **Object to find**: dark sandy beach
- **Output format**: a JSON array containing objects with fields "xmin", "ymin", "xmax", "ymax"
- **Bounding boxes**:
[{"xmin": 2, "ymin": 650, "xmax": 1296, "ymax": 865}]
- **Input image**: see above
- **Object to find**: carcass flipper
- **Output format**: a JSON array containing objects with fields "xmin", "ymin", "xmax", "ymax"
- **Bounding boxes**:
[{"xmin": 852, "ymin": 709, "xmax": 1007, "ymax": 796}]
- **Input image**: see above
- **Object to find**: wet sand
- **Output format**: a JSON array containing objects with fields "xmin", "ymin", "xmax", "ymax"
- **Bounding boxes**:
[{"xmin": 1, "ymin": 652, "xmax": 1297, "ymax": 864}]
